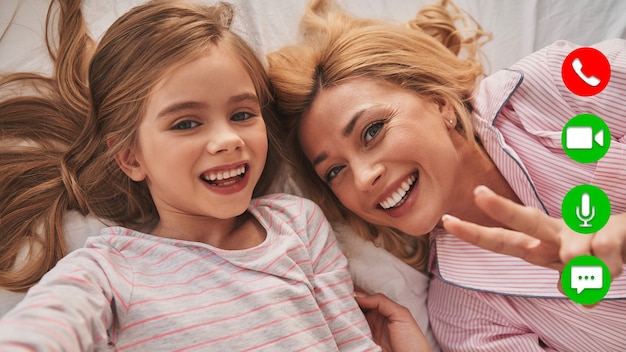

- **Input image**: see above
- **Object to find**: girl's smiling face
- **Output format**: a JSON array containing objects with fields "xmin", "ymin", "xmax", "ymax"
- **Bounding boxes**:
[
  {"xmin": 299, "ymin": 77, "xmax": 460, "ymax": 236},
  {"xmin": 119, "ymin": 47, "xmax": 268, "ymax": 236}
]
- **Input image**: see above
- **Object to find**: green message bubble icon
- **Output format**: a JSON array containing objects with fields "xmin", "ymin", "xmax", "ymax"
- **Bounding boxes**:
[
  {"xmin": 562, "ymin": 255, "xmax": 611, "ymax": 305},
  {"xmin": 562, "ymin": 184, "xmax": 611, "ymax": 234}
]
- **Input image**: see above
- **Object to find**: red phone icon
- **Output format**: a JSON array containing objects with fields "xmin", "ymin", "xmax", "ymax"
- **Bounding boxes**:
[
  {"xmin": 562, "ymin": 47, "xmax": 610, "ymax": 96},
  {"xmin": 572, "ymin": 57, "xmax": 601, "ymax": 87}
]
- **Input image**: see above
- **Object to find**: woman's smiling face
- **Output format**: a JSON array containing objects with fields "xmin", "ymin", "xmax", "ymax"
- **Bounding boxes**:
[{"xmin": 299, "ymin": 77, "xmax": 460, "ymax": 235}]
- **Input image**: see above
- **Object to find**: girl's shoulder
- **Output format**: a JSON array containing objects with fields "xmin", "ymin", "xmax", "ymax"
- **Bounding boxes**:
[
  {"xmin": 251, "ymin": 193, "xmax": 320, "ymax": 212},
  {"xmin": 249, "ymin": 193, "xmax": 327, "ymax": 230},
  {"xmin": 83, "ymin": 226, "xmax": 158, "ymax": 253}
]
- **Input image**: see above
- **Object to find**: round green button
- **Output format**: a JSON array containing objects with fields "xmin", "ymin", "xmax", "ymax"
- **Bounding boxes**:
[
  {"xmin": 562, "ymin": 255, "xmax": 611, "ymax": 305},
  {"xmin": 562, "ymin": 114, "xmax": 610, "ymax": 163},
  {"xmin": 562, "ymin": 184, "xmax": 611, "ymax": 234}
]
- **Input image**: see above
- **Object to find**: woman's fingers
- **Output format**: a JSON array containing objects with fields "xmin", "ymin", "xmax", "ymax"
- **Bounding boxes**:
[
  {"xmin": 442, "ymin": 214, "xmax": 562, "ymax": 269},
  {"xmin": 472, "ymin": 186, "xmax": 562, "ymax": 244},
  {"xmin": 448, "ymin": 186, "xmax": 626, "ymax": 278},
  {"xmin": 590, "ymin": 214, "xmax": 626, "ymax": 280},
  {"xmin": 355, "ymin": 292, "xmax": 432, "ymax": 352},
  {"xmin": 355, "ymin": 292, "xmax": 411, "ymax": 321},
  {"xmin": 442, "ymin": 214, "xmax": 531, "ymax": 255},
  {"xmin": 559, "ymin": 230, "xmax": 593, "ymax": 264}
]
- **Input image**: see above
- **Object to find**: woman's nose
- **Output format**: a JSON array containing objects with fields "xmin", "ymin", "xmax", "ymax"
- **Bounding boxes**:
[{"xmin": 353, "ymin": 161, "xmax": 383, "ymax": 192}]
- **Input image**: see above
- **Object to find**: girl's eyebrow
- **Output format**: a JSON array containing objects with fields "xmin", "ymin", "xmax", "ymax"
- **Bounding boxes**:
[
  {"xmin": 156, "ymin": 93, "xmax": 258, "ymax": 119},
  {"xmin": 157, "ymin": 101, "xmax": 208, "ymax": 119},
  {"xmin": 228, "ymin": 92, "xmax": 258, "ymax": 105}
]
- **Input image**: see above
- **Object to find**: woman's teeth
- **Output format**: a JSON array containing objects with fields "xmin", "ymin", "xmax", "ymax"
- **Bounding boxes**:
[{"xmin": 379, "ymin": 174, "xmax": 417, "ymax": 210}]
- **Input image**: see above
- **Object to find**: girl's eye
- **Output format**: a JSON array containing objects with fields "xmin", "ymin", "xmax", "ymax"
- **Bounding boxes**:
[
  {"xmin": 232, "ymin": 112, "xmax": 255, "ymax": 121},
  {"xmin": 172, "ymin": 120, "xmax": 199, "ymax": 130},
  {"xmin": 363, "ymin": 121, "xmax": 384, "ymax": 143},
  {"xmin": 324, "ymin": 165, "xmax": 344, "ymax": 183}
]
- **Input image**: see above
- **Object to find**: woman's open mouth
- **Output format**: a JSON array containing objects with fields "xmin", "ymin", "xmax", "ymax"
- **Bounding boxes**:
[{"xmin": 378, "ymin": 172, "xmax": 418, "ymax": 210}]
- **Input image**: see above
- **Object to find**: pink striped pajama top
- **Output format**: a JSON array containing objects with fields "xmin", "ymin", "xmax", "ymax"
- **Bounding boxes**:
[
  {"xmin": 0, "ymin": 194, "xmax": 379, "ymax": 351},
  {"xmin": 429, "ymin": 39, "xmax": 626, "ymax": 351}
]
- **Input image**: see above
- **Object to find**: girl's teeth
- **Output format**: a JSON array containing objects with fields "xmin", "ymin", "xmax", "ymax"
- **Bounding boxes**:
[{"xmin": 205, "ymin": 166, "xmax": 245, "ymax": 181}]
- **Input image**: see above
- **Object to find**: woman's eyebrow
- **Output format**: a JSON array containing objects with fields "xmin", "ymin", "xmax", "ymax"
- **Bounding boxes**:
[
  {"xmin": 313, "ymin": 108, "xmax": 372, "ymax": 166},
  {"xmin": 343, "ymin": 109, "xmax": 366, "ymax": 137},
  {"xmin": 313, "ymin": 105, "xmax": 384, "ymax": 167},
  {"xmin": 343, "ymin": 104, "xmax": 383, "ymax": 137},
  {"xmin": 312, "ymin": 152, "xmax": 328, "ymax": 167}
]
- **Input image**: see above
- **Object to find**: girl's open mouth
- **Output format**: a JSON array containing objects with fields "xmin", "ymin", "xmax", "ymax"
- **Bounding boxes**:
[{"xmin": 200, "ymin": 165, "xmax": 246, "ymax": 187}]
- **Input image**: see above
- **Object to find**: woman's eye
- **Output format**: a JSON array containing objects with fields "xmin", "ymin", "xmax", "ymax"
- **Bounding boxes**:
[
  {"xmin": 325, "ymin": 165, "xmax": 344, "ymax": 182},
  {"xmin": 232, "ymin": 112, "xmax": 255, "ymax": 121},
  {"xmin": 172, "ymin": 120, "xmax": 199, "ymax": 130},
  {"xmin": 363, "ymin": 121, "xmax": 384, "ymax": 143}
]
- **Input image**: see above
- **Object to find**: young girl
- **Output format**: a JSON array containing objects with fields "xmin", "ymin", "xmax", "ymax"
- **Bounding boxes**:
[
  {"xmin": 0, "ymin": 0, "xmax": 424, "ymax": 350},
  {"xmin": 267, "ymin": 0, "xmax": 626, "ymax": 350}
]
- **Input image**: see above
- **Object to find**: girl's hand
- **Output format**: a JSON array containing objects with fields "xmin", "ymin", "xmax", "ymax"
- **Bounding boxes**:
[
  {"xmin": 355, "ymin": 292, "xmax": 431, "ymax": 352},
  {"xmin": 442, "ymin": 185, "xmax": 626, "ymax": 282}
]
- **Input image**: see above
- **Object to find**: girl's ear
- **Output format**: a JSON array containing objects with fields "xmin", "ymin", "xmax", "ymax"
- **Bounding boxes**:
[{"xmin": 115, "ymin": 148, "xmax": 147, "ymax": 182}]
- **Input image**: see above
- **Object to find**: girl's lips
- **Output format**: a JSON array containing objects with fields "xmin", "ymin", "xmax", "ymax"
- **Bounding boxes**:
[
  {"xmin": 201, "ymin": 161, "xmax": 248, "ymax": 178},
  {"xmin": 200, "ymin": 162, "xmax": 250, "ymax": 195},
  {"xmin": 201, "ymin": 164, "xmax": 247, "ymax": 183}
]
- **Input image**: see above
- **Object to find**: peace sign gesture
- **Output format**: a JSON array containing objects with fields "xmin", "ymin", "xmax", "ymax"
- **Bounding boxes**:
[{"xmin": 442, "ymin": 186, "xmax": 626, "ymax": 284}]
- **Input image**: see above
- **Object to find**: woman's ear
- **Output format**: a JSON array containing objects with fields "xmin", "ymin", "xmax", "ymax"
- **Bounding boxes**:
[
  {"xmin": 434, "ymin": 98, "xmax": 456, "ymax": 129},
  {"xmin": 115, "ymin": 148, "xmax": 146, "ymax": 182}
]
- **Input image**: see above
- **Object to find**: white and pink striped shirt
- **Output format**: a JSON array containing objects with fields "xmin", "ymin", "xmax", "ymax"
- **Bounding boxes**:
[
  {"xmin": 429, "ymin": 39, "xmax": 626, "ymax": 351},
  {"xmin": 0, "ymin": 194, "xmax": 379, "ymax": 351}
]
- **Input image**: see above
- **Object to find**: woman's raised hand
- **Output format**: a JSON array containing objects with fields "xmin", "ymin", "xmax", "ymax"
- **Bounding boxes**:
[{"xmin": 442, "ymin": 185, "xmax": 626, "ymax": 283}]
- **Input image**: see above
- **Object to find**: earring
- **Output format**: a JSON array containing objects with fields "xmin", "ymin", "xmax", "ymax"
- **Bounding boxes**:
[{"xmin": 448, "ymin": 119, "xmax": 454, "ymax": 124}]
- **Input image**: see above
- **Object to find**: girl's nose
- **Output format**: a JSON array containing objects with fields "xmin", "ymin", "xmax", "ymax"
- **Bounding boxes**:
[{"xmin": 205, "ymin": 124, "xmax": 244, "ymax": 154}]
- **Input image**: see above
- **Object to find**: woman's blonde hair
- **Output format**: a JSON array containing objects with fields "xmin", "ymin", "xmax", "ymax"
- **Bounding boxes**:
[
  {"xmin": 268, "ymin": 0, "xmax": 490, "ymax": 270},
  {"xmin": 0, "ymin": 0, "xmax": 283, "ymax": 291}
]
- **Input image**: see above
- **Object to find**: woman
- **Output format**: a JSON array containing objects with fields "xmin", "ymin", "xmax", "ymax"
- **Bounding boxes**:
[{"xmin": 268, "ymin": 0, "xmax": 626, "ymax": 350}]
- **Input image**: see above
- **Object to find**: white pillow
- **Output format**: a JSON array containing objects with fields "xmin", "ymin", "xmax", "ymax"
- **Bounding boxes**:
[
  {"xmin": 0, "ymin": 211, "xmax": 107, "ymax": 316},
  {"xmin": 334, "ymin": 224, "xmax": 439, "ymax": 352}
]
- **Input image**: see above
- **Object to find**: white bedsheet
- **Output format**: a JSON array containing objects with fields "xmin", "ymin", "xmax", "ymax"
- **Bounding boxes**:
[{"xmin": 2, "ymin": 1, "xmax": 626, "ymax": 350}]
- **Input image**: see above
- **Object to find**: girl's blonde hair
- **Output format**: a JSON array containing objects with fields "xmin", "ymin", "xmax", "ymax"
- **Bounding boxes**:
[
  {"xmin": 0, "ymin": 0, "xmax": 283, "ymax": 291},
  {"xmin": 267, "ymin": 0, "xmax": 490, "ymax": 270}
]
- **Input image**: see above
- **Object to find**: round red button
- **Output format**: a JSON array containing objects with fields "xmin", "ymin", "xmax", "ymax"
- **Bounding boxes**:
[{"xmin": 561, "ymin": 47, "xmax": 611, "ymax": 97}]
